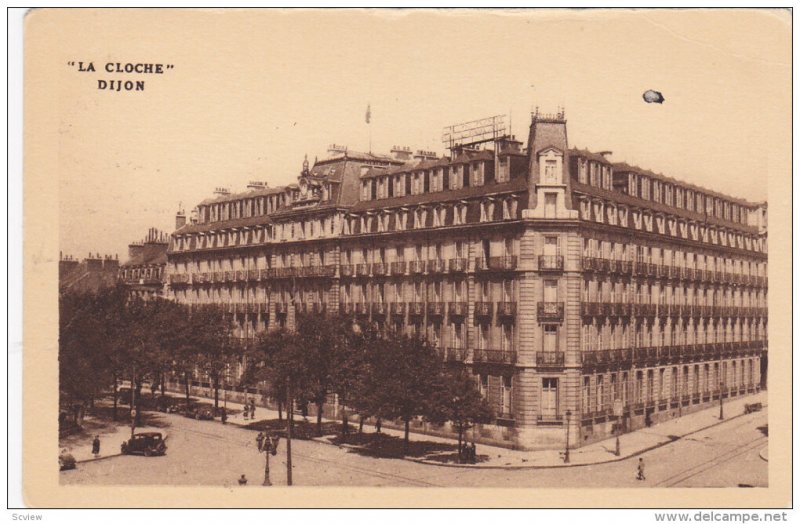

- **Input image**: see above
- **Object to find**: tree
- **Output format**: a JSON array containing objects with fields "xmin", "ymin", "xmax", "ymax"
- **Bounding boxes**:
[
  {"xmin": 189, "ymin": 305, "xmax": 239, "ymax": 411},
  {"xmin": 359, "ymin": 331, "xmax": 443, "ymax": 454},
  {"xmin": 428, "ymin": 366, "xmax": 494, "ymax": 461}
]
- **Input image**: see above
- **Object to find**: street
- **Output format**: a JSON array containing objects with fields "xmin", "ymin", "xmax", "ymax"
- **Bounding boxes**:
[{"xmin": 61, "ymin": 408, "xmax": 768, "ymax": 488}]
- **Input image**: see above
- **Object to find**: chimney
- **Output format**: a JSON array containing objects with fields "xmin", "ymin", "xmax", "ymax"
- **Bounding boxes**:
[
  {"xmin": 391, "ymin": 145, "xmax": 412, "ymax": 161},
  {"xmin": 413, "ymin": 150, "xmax": 438, "ymax": 162},
  {"xmin": 247, "ymin": 181, "xmax": 266, "ymax": 190},
  {"xmin": 327, "ymin": 144, "xmax": 348, "ymax": 157},
  {"xmin": 175, "ymin": 209, "xmax": 186, "ymax": 230},
  {"xmin": 213, "ymin": 187, "xmax": 230, "ymax": 196}
]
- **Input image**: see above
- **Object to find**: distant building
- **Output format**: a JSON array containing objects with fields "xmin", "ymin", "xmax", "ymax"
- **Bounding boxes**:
[
  {"xmin": 118, "ymin": 228, "xmax": 169, "ymax": 298},
  {"xmin": 166, "ymin": 110, "xmax": 767, "ymax": 450},
  {"xmin": 59, "ymin": 252, "xmax": 119, "ymax": 294}
]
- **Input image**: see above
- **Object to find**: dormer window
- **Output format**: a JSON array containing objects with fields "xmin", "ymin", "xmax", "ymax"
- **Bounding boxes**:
[{"xmin": 538, "ymin": 148, "xmax": 563, "ymax": 184}]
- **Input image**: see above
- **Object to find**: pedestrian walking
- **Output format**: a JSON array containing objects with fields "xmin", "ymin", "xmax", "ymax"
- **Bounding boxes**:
[
  {"xmin": 469, "ymin": 442, "xmax": 477, "ymax": 464},
  {"xmin": 636, "ymin": 458, "xmax": 646, "ymax": 480},
  {"xmin": 220, "ymin": 408, "xmax": 227, "ymax": 424},
  {"xmin": 375, "ymin": 417, "xmax": 382, "ymax": 433},
  {"xmin": 250, "ymin": 400, "xmax": 256, "ymax": 420},
  {"xmin": 256, "ymin": 431, "xmax": 265, "ymax": 451},
  {"xmin": 238, "ymin": 474, "xmax": 248, "ymax": 486},
  {"xmin": 91, "ymin": 435, "xmax": 101, "ymax": 458}
]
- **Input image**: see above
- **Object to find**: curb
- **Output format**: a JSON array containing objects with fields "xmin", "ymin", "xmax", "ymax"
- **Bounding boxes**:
[
  {"xmin": 314, "ymin": 405, "xmax": 765, "ymax": 471},
  {"xmin": 759, "ymin": 447, "xmax": 768, "ymax": 462},
  {"xmin": 76, "ymin": 453, "xmax": 122, "ymax": 464}
]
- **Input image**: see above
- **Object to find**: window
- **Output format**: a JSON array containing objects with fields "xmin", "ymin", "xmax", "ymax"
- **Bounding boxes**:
[
  {"xmin": 501, "ymin": 376, "xmax": 513, "ymax": 416},
  {"xmin": 543, "ymin": 325, "xmax": 558, "ymax": 352},
  {"xmin": 479, "ymin": 374, "xmax": 489, "ymax": 398},
  {"xmin": 541, "ymin": 378, "xmax": 559, "ymax": 418}
]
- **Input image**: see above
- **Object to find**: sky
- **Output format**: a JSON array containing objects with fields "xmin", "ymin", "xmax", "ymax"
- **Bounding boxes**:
[{"xmin": 46, "ymin": 9, "xmax": 790, "ymax": 261}]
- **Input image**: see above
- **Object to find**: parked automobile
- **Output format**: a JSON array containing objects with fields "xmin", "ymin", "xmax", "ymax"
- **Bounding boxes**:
[
  {"xmin": 186, "ymin": 406, "xmax": 215, "ymax": 420},
  {"xmin": 59, "ymin": 449, "xmax": 76, "ymax": 471},
  {"xmin": 120, "ymin": 432, "xmax": 167, "ymax": 457}
]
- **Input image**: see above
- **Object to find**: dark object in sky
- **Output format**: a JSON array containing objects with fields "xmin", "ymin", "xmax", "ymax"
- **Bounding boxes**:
[{"xmin": 643, "ymin": 90, "xmax": 665, "ymax": 104}]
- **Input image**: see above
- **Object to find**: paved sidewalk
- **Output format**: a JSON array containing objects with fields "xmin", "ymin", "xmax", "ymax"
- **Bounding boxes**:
[
  {"xmin": 179, "ymin": 389, "xmax": 766, "ymax": 470},
  {"xmin": 62, "ymin": 423, "xmax": 168, "ymax": 463}
]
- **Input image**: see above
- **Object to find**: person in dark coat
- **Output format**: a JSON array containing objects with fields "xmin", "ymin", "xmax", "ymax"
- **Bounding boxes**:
[
  {"xmin": 637, "ymin": 457, "xmax": 646, "ymax": 480},
  {"xmin": 250, "ymin": 400, "xmax": 256, "ymax": 419},
  {"xmin": 91, "ymin": 435, "xmax": 101, "ymax": 457},
  {"xmin": 256, "ymin": 431, "xmax": 265, "ymax": 452},
  {"xmin": 238, "ymin": 474, "xmax": 248, "ymax": 485},
  {"xmin": 220, "ymin": 408, "xmax": 227, "ymax": 424}
]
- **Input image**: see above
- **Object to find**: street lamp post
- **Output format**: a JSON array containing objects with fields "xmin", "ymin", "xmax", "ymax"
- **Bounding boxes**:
[
  {"xmin": 564, "ymin": 410, "xmax": 572, "ymax": 464},
  {"xmin": 719, "ymin": 380, "xmax": 724, "ymax": 420}
]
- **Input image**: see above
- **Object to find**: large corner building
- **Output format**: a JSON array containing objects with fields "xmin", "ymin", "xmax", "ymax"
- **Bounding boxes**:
[{"xmin": 166, "ymin": 110, "xmax": 768, "ymax": 450}]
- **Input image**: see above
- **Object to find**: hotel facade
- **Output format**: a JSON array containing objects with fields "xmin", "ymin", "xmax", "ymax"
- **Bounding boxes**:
[{"xmin": 165, "ymin": 111, "xmax": 768, "ymax": 450}]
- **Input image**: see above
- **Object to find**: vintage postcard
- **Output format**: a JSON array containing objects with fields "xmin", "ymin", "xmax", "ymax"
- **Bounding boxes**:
[{"xmin": 22, "ymin": 8, "xmax": 791, "ymax": 508}]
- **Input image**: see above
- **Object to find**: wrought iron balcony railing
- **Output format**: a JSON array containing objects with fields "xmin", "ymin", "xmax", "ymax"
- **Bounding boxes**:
[
  {"xmin": 537, "ymin": 302, "xmax": 564, "ymax": 322},
  {"xmin": 535, "ymin": 351, "xmax": 565, "ymax": 368},
  {"xmin": 473, "ymin": 349, "xmax": 517, "ymax": 365},
  {"xmin": 496, "ymin": 301, "xmax": 517, "ymax": 318},
  {"xmin": 474, "ymin": 301, "xmax": 493, "ymax": 318},
  {"xmin": 448, "ymin": 258, "xmax": 468, "ymax": 273},
  {"xmin": 448, "ymin": 301, "xmax": 468, "ymax": 317},
  {"xmin": 538, "ymin": 255, "xmax": 564, "ymax": 271}
]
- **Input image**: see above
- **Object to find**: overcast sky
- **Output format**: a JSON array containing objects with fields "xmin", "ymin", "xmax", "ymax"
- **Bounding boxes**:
[{"xmin": 49, "ymin": 9, "xmax": 789, "ymax": 261}]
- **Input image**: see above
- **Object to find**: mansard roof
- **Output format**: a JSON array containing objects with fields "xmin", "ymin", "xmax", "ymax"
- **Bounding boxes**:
[
  {"xmin": 572, "ymin": 181, "xmax": 759, "ymax": 234},
  {"xmin": 350, "ymin": 176, "xmax": 528, "ymax": 213}
]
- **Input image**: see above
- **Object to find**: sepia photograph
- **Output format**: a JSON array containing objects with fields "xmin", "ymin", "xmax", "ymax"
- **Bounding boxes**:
[{"xmin": 19, "ymin": 7, "xmax": 791, "ymax": 509}]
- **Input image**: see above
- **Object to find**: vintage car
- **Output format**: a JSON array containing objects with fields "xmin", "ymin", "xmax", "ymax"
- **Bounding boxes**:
[
  {"xmin": 59, "ymin": 450, "xmax": 76, "ymax": 470},
  {"xmin": 120, "ymin": 432, "xmax": 167, "ymax": 456},
  {"xmin": 186, "ymin": 406, "xmax": 215, "ymax": 420}
]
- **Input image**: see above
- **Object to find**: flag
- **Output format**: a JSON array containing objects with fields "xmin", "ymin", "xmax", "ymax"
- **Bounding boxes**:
[{"xmin": 365, "ymin": 104, "xmax": 371, "ymax": 124}]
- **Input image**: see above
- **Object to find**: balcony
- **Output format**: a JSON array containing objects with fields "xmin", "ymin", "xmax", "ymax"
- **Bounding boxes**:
[
  {"xmin": 537, "ymin": 302, "xmax": 564, "ymax": 322},
  {"xmin": 474, "ymin": 301, "xmax": 493, "ymax": 318},
  {"xmin": 235, "ymin": 270, "xmax": 246, "ymax": 282},
  {"xmin": 496, "ymin": 301, "xmax": 517, "ymax": 318},
  {"xmin": 657, "ymin": 264, "xmax": 670, "ymax": 278},
  {"xmin": 408, "ymin": 302, "xmax": 426, "ymax": 317},
  {"xmin": 371, "ymin": 262, "xmax": 388, "ymax": 276},
  {"xmin": 275, "ymin": 302, "xmax": 288, "ymax": 314},
  {"xmin": 486, "ymin": 256, "xmax": 518, "ymax": 271},
  {"xmin": 246, "ymin": 303, "xmax": 259, "ymax": 314},
  {"xmin": 339, "ymin": 264, "xmax": 354, "ymax": 277},
  {"xmin": 473, "ymin": 349, "xmax": 517, "ymax": 365},
  {"xmin": 448, "ymin": 301, "xmax": 468, "ymax": 317},
  {"xmin": 247, "ymin": 269, "xmax": 260, "ymax": 281},
  {"xmin": 170, "ymin": 274, "xmax": 190, "ymax": 285},
  {"xmin": 448, "ymin": 258, "xmax": 468, "ymax": 273},
  {"xmin": 538, "ymin": 255, "xmax": 564, "ymax": 272},
  {"xmin": 390, "ymin": 302, "xmax": 406, "ymax": 316},
  {"xmin": 581, "ymin": 257, "xmax": 596, "ymax": 272},
  {"xmin": 582, "ymin": 349, "xmax": 627, "ymax": 367},
  {"xmin": 390, "ymin": 261, "xmax": 407, "ymax": 275},
  {"xmin": 340, "ymin": 302, "xmax": 355, "ymax": 315},
  {"xmin": 212, "ymin": 271, "xmax": 224, "ymax": 283},
  {"xmin": 409, "ymin": 260, "xmax": 426, "ymax": 275},
  {"xmin": 371, "ymin": 302, "xmax": 388, "ymax": 316},
  {"xmin": 668, "ymin": 266, "xmax": 681, "ymax": 279},
  {"xmin": 581, "ymin": 302, "xmax": 599, "ymax": 317},
  {"xmin": 442, "ymin": 347, "xmax": 468, "ymax": 363},
  {"xmin": 355, "ymin": 263, "xmax": 370, "ymax": 277},
  {"xmin": 595, "ymin": 258, "xmax": 610, "ymax": 273},
  {"xmin": 535, "ymin": 351, "xmax": 565, "ymax": 368},
  {"xmin": 427, "ymin": 259, "xmax": 447, "ymax": 274},
  {"xmin": 427, "ymin": 302, "xmax": 446, "ymax": 317},
  {"xmin": 223, "ymin": 271, "xmax": 235, "ymax": 282}
]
